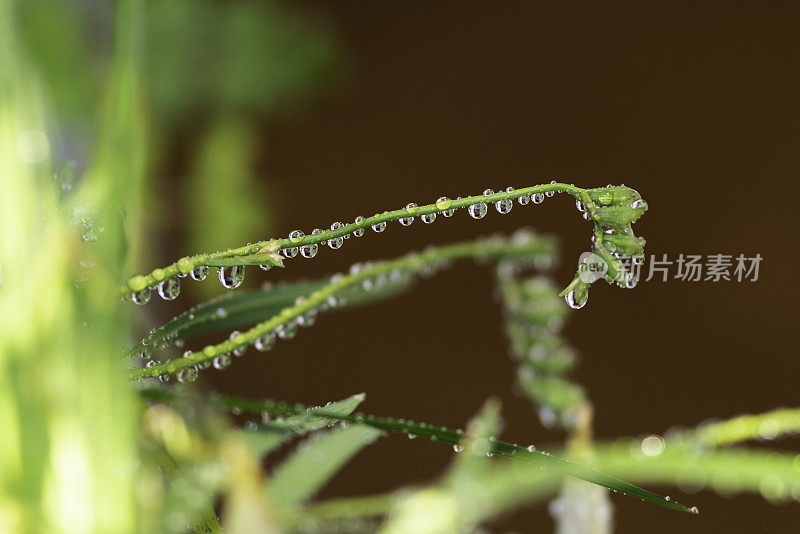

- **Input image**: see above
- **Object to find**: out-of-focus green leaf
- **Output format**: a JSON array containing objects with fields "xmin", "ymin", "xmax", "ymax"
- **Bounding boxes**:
[
  {"xmin": 145, "ymin": 0, "xmax": 342, "ymax": 121},
  {"xmin": 186, "ymin": 117, "xmax": 271, "ymax": 271},
  {"xmin": 269, "ymin": 425, "xmax": 384, "ymax": 508}
]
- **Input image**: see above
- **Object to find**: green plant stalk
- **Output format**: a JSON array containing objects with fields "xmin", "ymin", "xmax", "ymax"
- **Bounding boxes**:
[
  {"xmin": 671, "ymin": 407, "xmax": 800, "ymax": 447},
  {"xmin": 303, "ymin": 494, "xmax": 396, "ymax": 521},
  {"xmin": 120, "ymin": 182, "xmax": 644, "ymax": 295},
  {"xmin": 128, "ymin": 232, "xmax": 556, "ymax": 380},
  {"xmin": 142, "ymin": 389, "xmax": 694, "ymax": 513}
]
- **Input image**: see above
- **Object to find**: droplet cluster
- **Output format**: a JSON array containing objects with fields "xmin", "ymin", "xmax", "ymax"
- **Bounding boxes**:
[{"xmin": 127, "ymin": 184, "xmax": 568, "ymax": 305}]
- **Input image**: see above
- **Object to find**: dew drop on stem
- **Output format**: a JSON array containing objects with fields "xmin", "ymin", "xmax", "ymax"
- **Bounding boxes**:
[
  {"xmin": 213, "ymin": 353, "xmax": 231, "ymax": 369},
  {"xmin": 352, "ymin": 216, "xmax": 365, "ymax": 237},
  {"xmin": 157, "ymin": 277, "xmax": 180, "ymax": 300},
  {"xmin": 131, "ymin": 287, "xmax": 151, "ymax": 305},
  {"xmin": 218, "ymin": 265, "xmax": 245, "ymax": 289},
  {"xmin": 177, "ymin": 366, "xmax": 198, "ymax": 383},
  {"xmin": 436, "ymin": 196, "xmax": 454, "ymax": 217},
  {"xmin": 328, "ymin": 222, "xmax": 344, "ymax": 249},
  {"xmin": 565, "ymin": 289, "xmax": 588, "ymax": 309},
  {"xmin": 190, "ymin": 265, "xmax": 209, "ymax": 281},
  {"xmin": 399, "ymin": 203, "xmax": 417, "ymax": 226},
  {"xmin": 254, "ymin": 331, "xmax": 276, "ymax": 351},
  {"xmin": 468, "ymin": 202, "xmax": 487, "ymax": 219}
]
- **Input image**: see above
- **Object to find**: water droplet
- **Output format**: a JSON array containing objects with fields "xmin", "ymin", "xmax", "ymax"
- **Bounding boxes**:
[
  {"xmin": 565, "ymin": 289, "xmax": 588, "ymax": 309},
  {"xmin": 399, "ymin": 203, "xmax": 417, "ymax": 226},
  {"xmin": 421, "ymin": 211, "xmax": 437, "ymax": 224},
  {"xmin": 298, "ymin": 307, "xmax": 318, "ymax": 326},
  {"xmin": 532, "ymin": 192, "xmax": 544, "ymax": 204},
  {"xmin": 353, "ymin": 216, "xmax": 365, "ymax": 237},
  {"xmin": 277, "ymin": 321, "xmax": 298, "ymax": 339},
  {"xmin": 371, "ymin": 220, "xmax": 386, "ymax": 233},
  {"xmin": 630, "ymin": 199, "xmax": 646, "ymax": 209},
  {"xmin": 328, "ymin": 222, "xmax": 344, "ymax": 249},
  {"xmin": 546, "ymin": 180, "xmax": 557, "ymax": 197},
  {"xmin": 300, "ymin": 242, "xmax": 318, "ymax": 258},
  {"xmin": 228, "ymin": 331, "xmax": 246, "ymax": 356},
  {"xmin": 139, "ymin": 348, "xmax": 152, "ymax": 360},
  {"xmin": 495, "ymin": 198, "xmax": 513, "ymax": 214},
  {"xmin": 407, "ymin": 434, "xmax": 417, "ymax": 440},
  {"xmin": 302, "ymin": 229, "xmax": 321, "ymax": 258},
  {"xmin": 690, "ymin": 506, "xmax": 699, "ymax": 514},
  {"xmin": 213, "ymin": 353, "xmax": 231, "ymax": 369},
  {"xmin": 81, "ymin": 219, "xmax": 98, "ymax": 241},
  {"xmin": 641, "ymin": 434, "xmax": 665, "ymax": 456},
  {"xmin": 177, "ymin": 366, "xmax": 198, "ymax": 383},
  {"xmin": 576, "ymin": 200, "xmax": 586, "ymax": 212},
  {"xmin": 288, "ymin": 229, "xmax": 304, "ymax": 243},
  {"xmin": 483, "ymin": 188, "xmax": 494, "ymax": 196},
  {"xmin": 453, "ymin": 444, "xmax": 464, "ymax": 453},
  {"xmin": 283, "ymin": 247, "xmax": 298, "ymax": 258},
  {"xmin": 518, "ymin": 194, "xmax": 530, "ymax": 205},
  {"xmin": 190, "ymin": 265, "xmax": 209, "ymax": 281},
  {"xmin": 468, "ymin": 202, "xmax": 487, "ymax": 219},
  {"xmin": 157, "ymin": 277, "xmax": 180, "ymax": 300},
  {"xmin": 218, "ymin": 265, "xmax": 245, "ymax": 289},
  {"xmin": 254, "ymin": 331, "xmax": 276, "ymax": 351},
  {"xmin": 131, "ymin": 287, "xmax": 152, "ymax": 305},
  {"xmin": 526, "ymin": 445, "xmax": 536, "ymax": 452},
  {"xmin": 436, "ymin": 196, "xmax": 454, "ymax": 217},
  {"xmin": 624, "ymin": 271, "xmax": 639, "ymax": 289},
  {"xmin": 665, "ymin": 496, "xmax": 671, "ymax": 501}
]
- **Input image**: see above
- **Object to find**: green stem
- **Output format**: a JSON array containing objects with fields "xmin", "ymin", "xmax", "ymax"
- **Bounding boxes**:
[
  {"xmin": 121, "ymin": 183, "xmax": 587, "ymax": 294},
  {"xmin": 128, "ymin": 233, "xmax": 555, "ymax": 380}
]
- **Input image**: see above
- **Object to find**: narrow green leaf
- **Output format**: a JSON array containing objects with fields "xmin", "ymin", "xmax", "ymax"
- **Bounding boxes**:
[
  {"xmin": 142, "ymin": 388, "xmax": 367, "ymax": 458},
  {"xmin": 156, "ymin": 391, "xmax": 694, "ymax": 514},
  {"xmin": 126, "ymin": 277, "xmax": 412, "ymax": 357},
  {"xmin": 270, "ymin": 425, "xmax": 384, "ymax": 507}
]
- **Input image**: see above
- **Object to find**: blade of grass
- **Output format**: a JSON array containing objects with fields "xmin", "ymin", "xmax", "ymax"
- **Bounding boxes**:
[
  {"xmin": 270, "ymin": 425, "xmax": 384, "ymax": 508},
  {"xmin": 126, "ymin": 275, "xmax": 413, "ymax": 357},
  {"xmin": 144, "ymin": 389, "xmax": 695, "ymax": 513}
]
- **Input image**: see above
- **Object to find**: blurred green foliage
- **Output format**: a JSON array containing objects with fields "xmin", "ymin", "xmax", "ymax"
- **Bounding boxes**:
[{"xmin": 4, "ymin": 1, "xmax": 800, "ymax": 533}]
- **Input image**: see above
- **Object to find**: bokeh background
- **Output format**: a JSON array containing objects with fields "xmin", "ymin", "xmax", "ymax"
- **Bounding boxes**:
[{"xmin": 22, "ymin": 1, "xmax": 800, "ymax": 532}]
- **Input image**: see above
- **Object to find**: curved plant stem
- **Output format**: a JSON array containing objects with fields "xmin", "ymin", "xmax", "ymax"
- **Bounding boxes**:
[
  {"xmin": 121, "ymin": 183, "xmax": 599, "ymax": 295},
  {"xmin": 128, "ymin": 232, "xmax": 556, "ymax": 380}
]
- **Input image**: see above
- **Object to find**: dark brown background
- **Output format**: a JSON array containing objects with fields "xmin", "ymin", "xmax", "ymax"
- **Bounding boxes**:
[{"xmin": 177, "ymin": 2, "xmax": 799, "ymax": 532}]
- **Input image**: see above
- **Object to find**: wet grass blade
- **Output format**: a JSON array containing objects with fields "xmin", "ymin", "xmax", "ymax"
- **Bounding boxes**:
[
  {"xmin": 126, "ymin": 276, "xmax": 413, "ymax": 357},
  {"xmin": 144, "ymin": 389, "xmax": 695, "ymax": 513}
]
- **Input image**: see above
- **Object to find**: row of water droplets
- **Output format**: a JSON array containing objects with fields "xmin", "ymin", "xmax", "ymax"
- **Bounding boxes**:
[
  {"xmin": 233, "ymin": 401, "xmax": 553, "ymax": 460},
  {"xmin": 129, "ymin": 183, "xmax": 560, "ymax": 305},
  {"xmin": 135, "ymin": 228, "xmax": 530, "ymax": 379}
]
